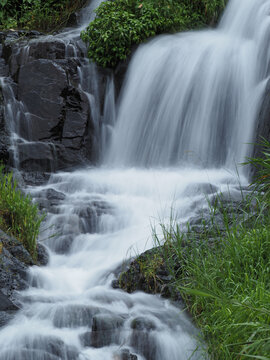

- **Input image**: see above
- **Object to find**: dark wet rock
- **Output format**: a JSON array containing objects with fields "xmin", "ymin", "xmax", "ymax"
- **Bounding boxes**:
[
  {"xmin": 91, "ymin": 313, "xmax": 125, "ymax": 348},
  {"xmin": 77, "ymin": 201, "xmax": 114, "ymax": 234},
  {"xmin": 0, "ymin": 349, "xmax": 59, "ymax": 360},
  {"xmin": 255, "ymin": 78, "xmax": 270, "ymax": 145},
  {"xmin": 117, "ymin": 247, "xmax": 181, "ymax": 301},
  {"xmin": 0, "ymin": 229, "xmax": 42, "ymax": 309},
  {"xmin": 0, "ymin": 311, "xmax": 14, "ymax": 327},
  {"xmin": 37, "ymin": 243, "xmax": 49, "ymax": 266},
  {"xmin": 130, "ymin": 317, "xmax": 157, "ymax": 360},
  {"xmin": 52, "ymin": 304, "xmax": 103, "ymax": 328},
  {"xmin": 27, "ymin": 335, "xmax": 79, "ymax": 360},
  {"xmin": 16, "ymin": 142, "xmax": 57, "ymax": 172},
  {"xmin": 28, "ymin": 40, "xmax": 66, "ymax": 60},
  {"xmin": 18, "ymin": 60, "xmax": 67, "ymax": 127},
  {"xmin": 79, "ymin": 331, "xmax": 92, "ymax": 347},
  {"xmin": 0, "ymin": 290, "xmax": 19, "ymax": 311},
  {"xmin": 0, "ymin": 84, "xmax": 10, "ymax": 165},
  {"xmin": 252, "ymin": 77, "xmax": 270, "ymax": 177},
  {"xmin": 21, "ymin": 171, "xmax": 50, "ymax": 186},
  {"xmin": 131, "ymin": 317, "xmax": 156, "ymax": 331},
  {"xmin": 0, "ymin": 32, "xmax": 102, "ymax": 172},
  {"xmin": 114, "ymin": 349, "xmax": 138, "ymax": 360},
  {"xmin": 185, "ymin": 182, "xmax": 219, "ymax": 196},
  {"xmin": 0, "ymin": 335, "xmax": 79, "ymax": 360},
  {"xmin": 51, "ymin": 235, "xmax": 74, "ymax": 254},
  {"xmin": 39, "ymin": 189, "xmax": 66, "ymax": 204},
  {"xmin": 0, "ymin": 229, "xmax": 34, "ymax": 266}
]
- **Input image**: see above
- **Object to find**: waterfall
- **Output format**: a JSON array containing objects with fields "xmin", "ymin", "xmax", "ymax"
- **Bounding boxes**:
[
  {"xmin": 106, "ymin": 0, "xmax": 270, "ymax": 168},
  {"xmin": 1, "ymin": 0, "xmax": 269, "ymax": 360}
]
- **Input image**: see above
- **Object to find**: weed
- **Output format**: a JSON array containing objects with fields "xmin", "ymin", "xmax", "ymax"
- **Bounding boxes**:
[{"xmin": 0, "ymin": 166, "xmax": 43, "ymax": 260}]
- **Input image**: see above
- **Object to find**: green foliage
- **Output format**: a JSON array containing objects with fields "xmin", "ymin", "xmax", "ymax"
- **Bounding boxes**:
[
  {"xmin": 0, "ymin": 166, "xmax": 43, "ymax": 260},
  {"xmin": 0, "ymin": 0, "xmax": 86, "ymax": 32},
  {"xmin": 81, "ymin": 0, "xmax": 227, "ymax": 68},
  {"xmin": 150, "ymin": 140, "xmax": 270, "ymax": 359}
]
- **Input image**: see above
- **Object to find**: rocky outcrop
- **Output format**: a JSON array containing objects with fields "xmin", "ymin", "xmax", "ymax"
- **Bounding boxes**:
[
  {"xmin": 113, "ymin": 246, "xmax": 182, "ymax": 302},
  {"xmin": 253, "ymin": 78, "xmax": 270, "ymax": 160},
  {"xmin": 0, "ymin": 31, "xmax": 112, "ymax": 173},
  {"xmin": 0, "ymin": 229, "xmax": 48, "ymax": 327}
]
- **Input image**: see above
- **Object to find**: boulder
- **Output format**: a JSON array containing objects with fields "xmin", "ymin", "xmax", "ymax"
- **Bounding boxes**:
[
  {"xmin": 91, "ymin": 313, "xmax": 125, "ymax": 348},
  {"xmin": 253, "ymin": 77, "xmax": 270, "ymax": 170}
]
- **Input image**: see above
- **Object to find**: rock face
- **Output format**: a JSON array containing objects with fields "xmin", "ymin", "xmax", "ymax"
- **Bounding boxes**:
[
  {"xmin": 253, "ymin": 78, "xmax": 270, "ymax": 161},
  {"xmin": 0, "ymin": 31, "xmax": 112, "ymax": 173},
  {"xmin": 0, "ymin": 229, "xmax": 48, "ymax": 327},
  {"xmin": 115, "ymin": 247, "xmax": 182, "ymax": 302}
]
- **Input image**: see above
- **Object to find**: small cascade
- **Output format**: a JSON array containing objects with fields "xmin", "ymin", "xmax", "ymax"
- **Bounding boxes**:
[{"xmin": 107, "ymin": 0, "xmax": 270, "ymax": 168}]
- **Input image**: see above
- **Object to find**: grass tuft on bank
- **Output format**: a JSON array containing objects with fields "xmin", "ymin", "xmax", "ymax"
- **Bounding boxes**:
[
  {"xmin": 152, "ymin": 140, "xmax": 270, "ymax": 359},
  {"xmin": 81, "ymin": 0, "xmax": 227, "ymax": 68},
  {"xmin": 0, "ymin": 166, "xmax": 43, "ymax": 260}
]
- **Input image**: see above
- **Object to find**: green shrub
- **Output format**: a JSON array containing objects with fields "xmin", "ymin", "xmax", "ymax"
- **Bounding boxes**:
[
  {"xmin": 0, "ymin": 167, "xmax": 43, "ymax": 260},
  {"xmin": 0, "ymin": 0, "xmax": 87, "ymax": 32},
  {"xmin": 81, "ymin": 0, "xmax": 227, "ymax": 68}
]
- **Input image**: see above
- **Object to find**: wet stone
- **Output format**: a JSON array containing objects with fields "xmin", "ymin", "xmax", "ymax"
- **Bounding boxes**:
[
  {"xmin": 114, "ymin": 348, "xmax": 138, "ymax": 360},
  {"xmin": 0, "ymin": 349, "xmax": 60, "ymax": 360},
  {"xmin": 37, "ymin": 243, "xmax": 49, "ymax": 266},
  {"xmin": 0, "ymin": 291, "xmax": 18, "ymax": 311},
  {"xmin": 91, "ymin": 313, "xmax": 125, "ymax": 348},
  {"xmin": 0, "ymin": 335, "xmax": 79, "ymax": 360},
  {"xmin": 131, "ymin": 317, "xmax": 156, "ymax": 331},
  {"xmin": 0, "ymin": 311, "xmax": 14, "ymax": 327},
  {"xmin": 25, "ymin": 335, "xmax": 79, "ymax": 360},
  {"xmin": 51, "ymin": 235, "xmax": 74, "ymax": 254},
  {"xmin": 184, "ymin": 182, "xmax": 219, "ymax": 196},
  {"xmin": 130, "ymin": 320, "xmax": 157, "ymax": 360},
  {"xmin": 52, "ymin": 305, "xmax": 102, "ymax": 328}
]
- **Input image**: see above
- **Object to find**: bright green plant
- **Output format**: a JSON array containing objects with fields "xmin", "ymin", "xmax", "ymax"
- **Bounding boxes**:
[
  {"xmin": 81, "ymin": 0, "xmax": 227, "ymax": 68},
  {"xmin": 0, "ymin": 166, "xmax": 43, "ymax": 260}
]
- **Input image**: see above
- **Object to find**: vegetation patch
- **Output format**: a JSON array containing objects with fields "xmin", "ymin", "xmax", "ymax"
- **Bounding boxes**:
[
  {"xmin": 81, "ymin": 0, "xmax": 227, "ymax": 68},
  {"xmin": 0, "ymin": 0, "xmax": 87, "ymax": 32},
  {"xmin": 0, "ymin": 167, "xmax": 43, "ymax": 260}
]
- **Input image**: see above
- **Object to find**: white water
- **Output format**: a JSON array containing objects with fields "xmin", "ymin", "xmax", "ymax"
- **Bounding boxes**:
[
  {"xmin": 1, "ymin": 0, "xmax": 270, "ymax": 359},
  {"xmin": 107, "ymin": 0, "xmax": 270, "ymax": 167}
]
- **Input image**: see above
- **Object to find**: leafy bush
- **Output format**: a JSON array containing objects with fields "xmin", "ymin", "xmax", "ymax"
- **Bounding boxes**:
[
  {"xmin": 81, "ymin": 0, "xmax": 227, "ymax": 68},
  {"xmin": 0, "ymin": 167, "xmax": 43, "ymax": 260},
  {"xmin": 0, "ymin": 0, "xmax": 87, "ymax": 32}
]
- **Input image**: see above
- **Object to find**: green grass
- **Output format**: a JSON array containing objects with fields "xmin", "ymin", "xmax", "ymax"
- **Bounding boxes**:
[
  {"xmin": 151, "ymin": 140, "xmax": 270, "ymax": 359},
  {"xmin": 0, "ymin": 166, "xmax": 43, "ymax": 260}
]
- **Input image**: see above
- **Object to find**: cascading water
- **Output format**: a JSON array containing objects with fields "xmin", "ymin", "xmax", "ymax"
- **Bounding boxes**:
[
  {"xmin": 1, "ymin": 0, "xmax": 270, "ymax": 359},
  {"xmin": 107, "ymin": 0, "xmax": 270, "ymax": 168}
]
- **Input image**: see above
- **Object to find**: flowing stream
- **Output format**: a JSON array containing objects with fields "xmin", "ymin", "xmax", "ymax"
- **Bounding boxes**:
[{"xmin": 1, "ymin": 0, "xmax": 270, "ymax": 359}]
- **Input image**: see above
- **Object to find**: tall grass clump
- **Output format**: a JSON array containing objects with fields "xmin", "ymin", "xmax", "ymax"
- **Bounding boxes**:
[
  {"xmin": 155, "ymin": 140, "xmax": 270, "ymax": 359},
  {"xmin": 0, "ymin": 166, "xmax": 43, "ymax": 260}
]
